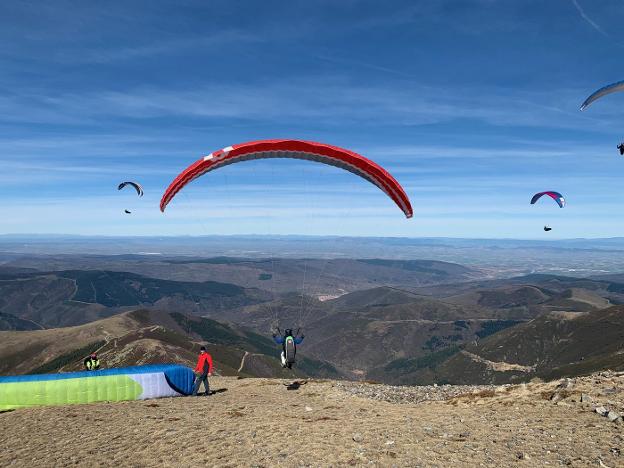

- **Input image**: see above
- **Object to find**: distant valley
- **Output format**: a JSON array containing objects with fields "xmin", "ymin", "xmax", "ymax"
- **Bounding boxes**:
[{"xmin": 1, "ymin": 250, "xmax": 623, "ymax": 386}]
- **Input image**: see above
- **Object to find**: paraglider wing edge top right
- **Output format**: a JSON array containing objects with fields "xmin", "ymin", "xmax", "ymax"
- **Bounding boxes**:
[{"xmin": 580, "ymin": 80, "xmax": 624, "ymax": 111}]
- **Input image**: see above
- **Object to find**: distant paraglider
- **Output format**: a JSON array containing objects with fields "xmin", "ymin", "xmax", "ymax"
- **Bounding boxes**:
[
  {"xmin": 118, "ymin": 181, "xmax": 143, "ymax": 214},
  {"xmin": 530, "ymin": 191, "xmax": 565, "ymax": 208},
  {"xmin": 580, "ymin": 80, "xmax": 624, "ymax": 111},
  {"xmin": 531, "ymin": 192, "xmax": 563, "ymax": 232},
  {"xmin": 580, "ymin": 82, "xmax": 624, "ymax": 157},
  {"xmin": 160, "ymin": 139, "xmax": 413, "ymax": 218}
]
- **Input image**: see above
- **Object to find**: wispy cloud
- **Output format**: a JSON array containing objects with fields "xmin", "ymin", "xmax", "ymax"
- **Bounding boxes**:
[
  {"xmin": 56, "ymin": 31, "xmax": 259, "ymax": 64},
  {"xmin": 0, "ymin": 78, "xmax": 604, "ymax": 132},
  {"xmin": 314, "ymin": 54, "xmax": 418, "ymax": 79},
  {"xmin": 570, "ymin": 0, "xmax": 609, "ymax": 37}
]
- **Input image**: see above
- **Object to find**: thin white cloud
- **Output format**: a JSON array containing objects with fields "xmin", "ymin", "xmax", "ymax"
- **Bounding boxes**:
[
  {"xmin": 314, "ymin": 54, "xmax": 419, "ymax": 79},
  {"xmin": 57, "ymin": 31, "xmax": 259, "ymax": 64},
  {"xmin": 570, "ymin": 0, "xmax": 609, "ymax": 37},
  {"xmin": 0, "ymin": 78, "xmax": 606, "ymax": 133}
]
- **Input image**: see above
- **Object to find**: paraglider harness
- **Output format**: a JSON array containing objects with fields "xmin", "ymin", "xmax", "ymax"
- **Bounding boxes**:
[{"xmin": 274, "ymin": 328, "xmax": 301, "ymax": 369}]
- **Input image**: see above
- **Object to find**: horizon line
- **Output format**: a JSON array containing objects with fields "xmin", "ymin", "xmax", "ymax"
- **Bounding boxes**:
[{"xmin": 0, "ymin": 233, "xmax": 623, "ymax": 242}]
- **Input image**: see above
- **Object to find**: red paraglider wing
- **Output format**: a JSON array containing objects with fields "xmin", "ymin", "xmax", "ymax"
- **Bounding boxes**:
[{"xmin": 160, "ymin": 139, "xmax": 413, "ymax": 218}]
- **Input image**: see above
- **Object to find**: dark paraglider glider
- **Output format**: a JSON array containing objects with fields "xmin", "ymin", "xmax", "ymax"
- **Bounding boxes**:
[
  {"xmin": 530, "ymin": 191, "xmax": 565, "ymax": 208},
  {"xmin": 618, "ymin": 143, "xmax": 624, "ymax": 156},
  {"xmin": 160, "ymin": 139, "xmax": 413, "ymax": 218},
  {"xmin": 118, "ymin": 181, "xmax": 143, "ymax": 214},
  {"xmin": 544, "ymin": 226, "xmax": 552, "ymax": 232},
  {"xmin": 118, "ymin": 181, "xmax": 144, "ymax": 197}
]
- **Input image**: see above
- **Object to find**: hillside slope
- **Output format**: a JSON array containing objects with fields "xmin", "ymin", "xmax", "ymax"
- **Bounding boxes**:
[
  {"xmin": 0, "ymin": 309, "xmax": 339, "ymax": 379},
  {"xmin": 2, "ymin": 256, "xmax": 482, "ymax": 296},
  {"xmin": 0, "ymin": 269, "xmax": 272, "ymax": 327},
  {"xmin": 0, "ymin": 312, "xmax": 43, "ymax": 331},
  {"xmin": 380, "ymin": 305, "xmax": 624, "ymax": 385},
  {"xmin": 221, "ymin": 286, "xmax": 524, "ymax": 377}
]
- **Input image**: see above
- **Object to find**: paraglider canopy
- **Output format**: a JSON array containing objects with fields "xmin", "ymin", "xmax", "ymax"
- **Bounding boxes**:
[
  {"xmin": 118, "ymin": 181, "xmax": 144, "ymax": 197},
  {"xmin": 544, "ymin": 226, "xmax": 552, "ymax": 232},
  {"xmin": 160, "ymin": 139, "xmax": 413, "ymax": 218},
  {"xmin": 618, "ymin": 143, "xmax": 624, "ymax": 156},
  {"xmin": 530, "ymin": 191, "xmax": 565, "ymax": 208},
  {"xmin": 581, "ymin": 80, "xmax": 624, "ymax": 111}
]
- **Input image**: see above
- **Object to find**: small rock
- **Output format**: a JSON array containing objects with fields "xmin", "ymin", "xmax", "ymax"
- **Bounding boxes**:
[
  {"xmin": 517, "ymin": 452, "xmax": 531, "ymax": 460},
  {"xmin": 385, "ymin": 440, "xmax": 395, "ymax": 446},
  {"xmin": 607, "ymin": 411, "xmax": 622, "ymax": 423},
  {"xmin": 305, "ymin": 406, "xmax": 313, "ymax": 412},
  {"xmin": 581, "ymin": 393, "xmax": 592, "ymax": 403},
  {"xmin": 353, "ymin": 433, "xmax": 363, "ymax": 443},
  {"xmin": 550, "ymin": 392, "xmax": 562, "ymax": 403},
  {"xmin": 595, "ymin": 406, "xmax": 608, "ymax": 416}
]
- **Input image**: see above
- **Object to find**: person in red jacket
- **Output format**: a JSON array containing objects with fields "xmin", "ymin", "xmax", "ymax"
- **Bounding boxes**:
[{"xmin": 192, "ymin": 346, "xmax": 213, "ymax": 396}]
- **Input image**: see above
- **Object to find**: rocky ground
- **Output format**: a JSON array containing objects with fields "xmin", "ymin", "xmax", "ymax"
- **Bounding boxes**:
[{"xmin": 1, "ymin": 372, "xmax": 623, "ymax": 467}]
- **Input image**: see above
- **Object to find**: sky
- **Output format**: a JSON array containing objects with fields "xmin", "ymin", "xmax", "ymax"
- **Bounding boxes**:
[{"xmin": 1, "ymin": 0, "xmax": 624, "ymax": 238}]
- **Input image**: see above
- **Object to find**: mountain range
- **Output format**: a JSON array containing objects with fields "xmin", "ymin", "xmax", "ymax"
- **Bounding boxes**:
[{"xmin": 1, "ymin": 252, "xmax": 623, "ymax": 385}]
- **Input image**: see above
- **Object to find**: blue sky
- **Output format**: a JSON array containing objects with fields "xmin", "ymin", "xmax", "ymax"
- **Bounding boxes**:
[{"xmin": 1, "ymin": 0, "xmax": 624, "ymax": 238}]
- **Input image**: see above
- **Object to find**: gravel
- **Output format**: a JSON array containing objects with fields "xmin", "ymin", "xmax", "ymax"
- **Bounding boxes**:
[{"xmin": 335, "ymin": 381, "xmax": 500, "ymax": 404}]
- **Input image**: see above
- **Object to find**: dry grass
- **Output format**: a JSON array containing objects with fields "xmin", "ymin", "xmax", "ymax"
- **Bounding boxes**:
[
  {"xmin": 1, "ymin": 375, "xmax": 623, "ymax": 467},
  {"xmin": 454, "ymin": 388, "xmax": 497, "ymax": 400}
]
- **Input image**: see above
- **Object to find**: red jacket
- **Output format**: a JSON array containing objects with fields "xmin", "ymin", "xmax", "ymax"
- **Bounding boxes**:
[{"xmin": 194, "ymin": 351, "xmax": 213, "ymax": 375}]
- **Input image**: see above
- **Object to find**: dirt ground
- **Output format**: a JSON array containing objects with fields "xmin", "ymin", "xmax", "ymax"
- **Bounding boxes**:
[{"xmin": 1, "ymin": 373, "xmax": 623, "ymax": 467}]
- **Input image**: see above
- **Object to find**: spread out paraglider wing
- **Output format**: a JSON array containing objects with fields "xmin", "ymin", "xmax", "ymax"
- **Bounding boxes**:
[
  {"xmin": 160, "ymin": 139, "xmax": 413, "ymax": 218},
  {"xmin": 580, "ymin": 80, "xmax": 624, "ymax": 111},
  {"xmin": 0, "ymin": 364, "xmax": 194, "ymax": 410},
  {"xmin": 544, "ymin": 226, "xmax": 552, "ymax": 232},
  {"xmin": 124, "ymin": 209, "xmax": 132, "ymax": 214},
  {"xmin": 530, "ymin": 191, "xmax": 565, "ymax": 208},
  {"xmin": 117, "ymin": 181, "xmax": 144, "ymax": 197}
]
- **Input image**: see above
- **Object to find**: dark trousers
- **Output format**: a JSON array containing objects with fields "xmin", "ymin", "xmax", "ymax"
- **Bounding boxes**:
[{"xmin": 192, "ymin": 373, "xmax": 210, "ymax": 396}]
